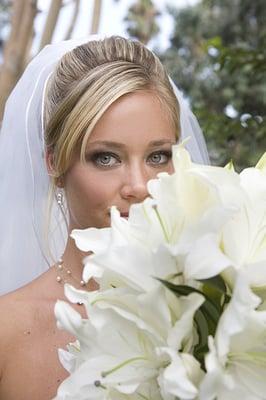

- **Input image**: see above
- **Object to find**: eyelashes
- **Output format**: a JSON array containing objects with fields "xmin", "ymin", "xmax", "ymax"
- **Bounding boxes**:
[
  {"xmin": 147, "ymin": 150, "xmax": 172, "ymax": 166},
  {"xmin": 88, "ymin": 152, "xmax": 121, "ymax": 167},
  {"xmin": 86, "ymin": 150, "xmax": 172, "ymax": 168}
]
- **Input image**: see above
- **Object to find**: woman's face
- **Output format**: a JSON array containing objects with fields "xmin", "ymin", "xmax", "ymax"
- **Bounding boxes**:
[{"xmin": 64, "ymin": 90, "xmax": 177, "ymax": 230}]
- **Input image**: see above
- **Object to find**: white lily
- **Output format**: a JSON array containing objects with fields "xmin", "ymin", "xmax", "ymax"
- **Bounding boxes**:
[
  {"xmin": 147, "ymin": 145, "xmax": 240, "ymax": 235},
  {"xmin": 178, "ymin": 150, "xmax": 266, "ymax": 293},
  {"xmin": 71, "ymin": 146, "xmax": 238, "ymax": 295},
  {"xmin": 72, "ymin": 205, "xmax": 180, "ymax": 293},
  {"xmin": 199, "ymin": 273, "xmax": 266, "ymax": 400},
  {"xmin": 55, "ymin": 148, "xmax": 266, "ymax": 399},
  {"xmin": 54, "ymin": 285, "xmax": 205, "ymax": 400},
  {"xmin": 219, "ymin": 153, "xmax": 266, "ymax": 298},
  {"xmin": 150, "ymin": 146, "xmax": 266, "ymax": 293},
  {"xmin": 147, "ymin": 145, "xmax": 239, "ymax": 281}
]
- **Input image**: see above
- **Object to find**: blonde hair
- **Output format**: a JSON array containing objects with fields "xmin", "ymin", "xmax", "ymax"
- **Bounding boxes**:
[{"xmin": 44, "ymin": 36, "xmax": 180, "ymax": 183}]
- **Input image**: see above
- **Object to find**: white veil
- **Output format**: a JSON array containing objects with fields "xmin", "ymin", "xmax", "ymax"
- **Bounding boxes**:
[{"xmin": 0, "ymin": 36, "xmax": 209, "ymax": 296}]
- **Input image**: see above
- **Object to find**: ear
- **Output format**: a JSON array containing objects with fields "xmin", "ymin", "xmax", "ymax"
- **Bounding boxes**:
[
  {"xmin": 45, "ymin": 149, "xmax": 65, "ymax": 188},
  {"xmin": 45, "ymin": 148, "xmax": 54, "ymax": 175}
]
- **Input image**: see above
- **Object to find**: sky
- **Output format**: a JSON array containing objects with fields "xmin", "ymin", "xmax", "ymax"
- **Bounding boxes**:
[{"xmin": 36, "ymin": 0, "xmax": 199, "ymax": 52}]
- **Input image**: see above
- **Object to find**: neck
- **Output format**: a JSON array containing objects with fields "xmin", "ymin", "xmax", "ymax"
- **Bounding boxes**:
[
  {"xmin": 58, "ymin": 235, "xmax": 98, "ymax": 291},
  {"xmin": 62, "ymin": 236, "xmax": 87, "ymax": 274}
]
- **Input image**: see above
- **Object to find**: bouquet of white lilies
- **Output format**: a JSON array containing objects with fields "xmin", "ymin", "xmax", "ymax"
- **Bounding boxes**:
[{"xmin": 54, "ymin": 145, "xmax": 266, "ymax": 400}]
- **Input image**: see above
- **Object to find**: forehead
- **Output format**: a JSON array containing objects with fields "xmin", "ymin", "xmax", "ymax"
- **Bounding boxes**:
[{"xmin": 87, "ymin": 90, "xmax": 177, "ymax": 146}]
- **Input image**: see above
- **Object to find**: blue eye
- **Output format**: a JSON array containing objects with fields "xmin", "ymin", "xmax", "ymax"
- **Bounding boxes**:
[
  {"xmin": 148, "ymin": 150, "xmax": 172, "ymax": 165},
  {"xmin": 91, "ymin": 152, "xmax": 120, "ymax": 167}
]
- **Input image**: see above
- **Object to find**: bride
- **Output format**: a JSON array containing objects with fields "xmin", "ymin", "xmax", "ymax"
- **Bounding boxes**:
[{"xmin": 0, "ymin": 35, "xmax": 209, "ymax": 399}]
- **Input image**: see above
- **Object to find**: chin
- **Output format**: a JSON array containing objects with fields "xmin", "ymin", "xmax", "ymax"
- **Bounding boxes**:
[{"xmin": 96, "ymin": 217, "xmax": 111, "ymax": 229}]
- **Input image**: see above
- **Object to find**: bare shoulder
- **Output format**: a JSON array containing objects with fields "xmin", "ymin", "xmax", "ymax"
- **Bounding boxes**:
[
  {"xmin": 0, "ymin": 288, "xmax": 32, "ymax": 380},
  {"xmin": 0, "ymin": 286, "xmax": 35, "ymax": 339},
  {"xmin": 0, "ymin": 285, "xmax": 38, "ymax": 358},
  {"xmin": 0, "ymin": 269, "xmax": 59, "ymax": 378},
  {"xmin": 0, "ymin": 270, "xmax": 77, "ymax": 399},
  {"xmin": 0, "ymin": 269, "xmax": 55, "ymax": 326}
]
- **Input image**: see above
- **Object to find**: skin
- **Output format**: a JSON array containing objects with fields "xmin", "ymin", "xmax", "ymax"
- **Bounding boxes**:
[
  {"xmin": 0, "ymin": 90, "xmax": 176, "ymax": 399},
  {"xmin": 64, "ymin": 90, "xmax": 176, "ymax": 231}
]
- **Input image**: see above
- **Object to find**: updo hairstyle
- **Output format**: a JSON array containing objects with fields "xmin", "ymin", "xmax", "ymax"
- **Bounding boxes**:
[{"xmin": 44, "ymin": 36, "xmax": 180, "ymax": 185}]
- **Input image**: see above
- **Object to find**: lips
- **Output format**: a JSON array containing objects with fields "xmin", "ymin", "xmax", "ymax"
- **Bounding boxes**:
[{"xmin": 107, "ymin": 209, "xmax": 129, "ymax": 218}]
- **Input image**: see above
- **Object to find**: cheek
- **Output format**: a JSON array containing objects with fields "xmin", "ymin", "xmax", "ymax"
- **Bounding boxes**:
[
  {"xmin": 151, "ymin": 160, "xmax": 175, "ymax": 178},
  {"xmin": 65, "ymin": 167, "xmax": 119, "ymax": 211}
]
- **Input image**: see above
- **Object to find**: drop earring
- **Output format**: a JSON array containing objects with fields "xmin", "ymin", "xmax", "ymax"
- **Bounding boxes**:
[
  {"xmin": 56, "ymin": 191, "xmax": 64, "ymax": 208},
  {"xmin": 56, "ymin": 189, "xmax": 68, "ymax": 228}
]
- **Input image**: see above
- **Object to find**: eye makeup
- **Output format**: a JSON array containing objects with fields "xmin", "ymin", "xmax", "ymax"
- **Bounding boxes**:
[
  {"xmin": 85, "ymin": 147, "xmax": 173, "ymax": 168},
  {"xmin": 147, "ymin": 150, "xmax": 172, "ymax": 166},
  {"xmin": 86, "ymin": 151, "xmax": 121, "ymax": 168}
]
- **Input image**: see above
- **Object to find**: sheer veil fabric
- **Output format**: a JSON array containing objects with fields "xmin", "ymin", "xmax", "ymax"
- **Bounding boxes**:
[{"xmin": 0, "ymin": 36, "xmax": 209, "ymax": 295}]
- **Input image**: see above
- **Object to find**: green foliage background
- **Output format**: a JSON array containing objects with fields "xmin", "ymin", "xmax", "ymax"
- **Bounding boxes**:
[
  {"xmin": 0, "ymin": 0, "xmax": 265, "ymax": 169},
  {"xmin": 159, "ymin": 0, "xmax": 266, "ymax": 169}
]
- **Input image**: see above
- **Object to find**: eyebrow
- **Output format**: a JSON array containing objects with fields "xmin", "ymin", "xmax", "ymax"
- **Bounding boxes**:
[{"xmin": 87, "ymin": 139, "xmax": 175, "ymax": 149}]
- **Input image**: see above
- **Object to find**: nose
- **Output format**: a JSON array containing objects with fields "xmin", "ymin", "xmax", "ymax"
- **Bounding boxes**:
[{"xmin": 120, "ymin": 163, "xmax": 150, "ymax": 202}]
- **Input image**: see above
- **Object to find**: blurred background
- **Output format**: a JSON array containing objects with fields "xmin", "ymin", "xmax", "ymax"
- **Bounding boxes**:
[{"xmin": 0, "ymin": 0, "xmax": 265, "ymax": 170}]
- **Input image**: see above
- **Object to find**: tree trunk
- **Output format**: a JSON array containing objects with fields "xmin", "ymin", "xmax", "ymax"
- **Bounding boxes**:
[
  {"xmin": 39, "ymin": 0, "xmax": 63, "ymax": 51},
  {"xmin": 0, "ymin": 0, "xmax": 37, "ymax": 122},
  {"xmin": 90, "ymin": 0, "xmax": 102, "ymax": 34},
  {"xmin": 64, "ymin": 0, "xmax": 80, "ymax": 40}
]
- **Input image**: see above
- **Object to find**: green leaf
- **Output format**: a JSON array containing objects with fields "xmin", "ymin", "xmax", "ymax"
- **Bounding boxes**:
[
  {"xmin": 200, "ymin": 275, "xmax": 226, "ymax": 293},
  {"xmin": 199, "ymin": 275, "xmax": 231, "ymax": 309},
  {"xmin": 194, "ymin": 309, "xmax": 209, "ymax": 358},
  {"xmin": 158, "ymin": 279, "xmax": 221, "ymax": 337}
]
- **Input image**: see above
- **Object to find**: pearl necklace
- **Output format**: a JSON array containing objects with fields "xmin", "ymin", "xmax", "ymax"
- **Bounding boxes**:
[{"xmin": 55, "ymin": 258, "xmax": 87, "ymax": 288}]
